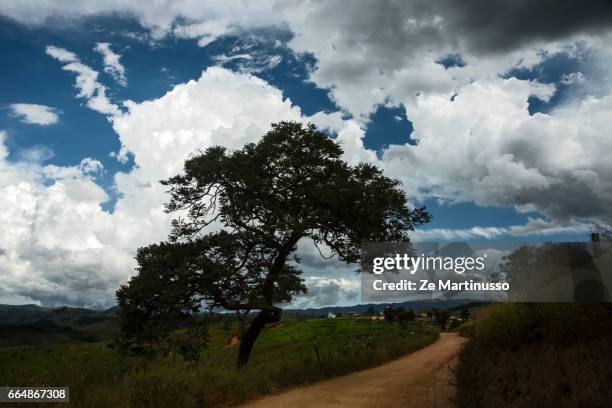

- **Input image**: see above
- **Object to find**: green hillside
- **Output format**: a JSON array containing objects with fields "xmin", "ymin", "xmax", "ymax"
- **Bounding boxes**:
[{"xmin": 0, "ymin": 304, "xmax": 119, "ymax": 347}]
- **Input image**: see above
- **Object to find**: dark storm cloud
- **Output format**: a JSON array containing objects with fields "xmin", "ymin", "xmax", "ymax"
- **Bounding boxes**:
[
  {"xmin": 444, "ymin": 0, "xmax": 612, "ymax": 53},
  {"xmin": 6, "ymin": 247, "xmax": 118, "ymax": 308},
  {"xmin": 499, "ymin": 137, "xmax": 612, "ymax": 222},
  {"xmin": 518, "ymin": 176, "xmax": 611, "ymax": 222},
  {"xmin": 296, "ymin": 0, "xmax": 612, "ymax": 61}
]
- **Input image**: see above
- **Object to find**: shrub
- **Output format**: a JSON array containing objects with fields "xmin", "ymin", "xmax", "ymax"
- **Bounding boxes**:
[{"xmin": 455, "ymin": 303, "xmax": 612, "ymax": 407}]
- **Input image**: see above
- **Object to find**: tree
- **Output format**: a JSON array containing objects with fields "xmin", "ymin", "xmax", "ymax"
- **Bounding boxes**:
[
  {"xmin": 592, "ymin": 223, "xmax": 612, "ymax": 242},
  {"xmin": 383, "ymin": 306, "xmax": 397, "ymax": 322},
  {"xmin": 366, "ymin": 306, "xmax": 375, "ymax": 316},
  {"xmin": 382, "ymin": 306, "xmax": 415, "ymax": 326},
  {"xmin": 396, "ymin": 308, "xmax": 416, "ymax": 327},
  {"xmin": 500, "ymin": 241, "xmax": 609, "ymax": 302},
  {"xmin": 460, "ymin": 308, "xmax": 470, "ymax": 321},
  {"xmin": 117, "ymin": 121, "xmax": 431, "ymax": 368},
  {"xmin": 433, "ymin": 308, "xmax": 449, "ymax": 330},
  {"xmin": 116, "ymin": 241, "xmax": 212, "ymax": 359}
]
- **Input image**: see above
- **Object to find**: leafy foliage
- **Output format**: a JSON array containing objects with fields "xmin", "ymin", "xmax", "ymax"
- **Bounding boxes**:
[
  {"xmin": 455, "ymin": 304, "xmax": 612, "ymax": 407},
  {"xmin": 382, "ymin": 306, "xmax": 416, "ymax": 327},
  {"xmin": 592, "ymin": 223, "xmax": 612, "ymax": 242},
  {"xmin": 117, "ymin": 121, "xmax": 430, "ymax": 366},
  {"xmin": 499, "ymin": 241, "xmax": 610, "ymax": 302},
  {"xmin": 432, "ymin": 308, "xmax": 449, "ymax": 329}
]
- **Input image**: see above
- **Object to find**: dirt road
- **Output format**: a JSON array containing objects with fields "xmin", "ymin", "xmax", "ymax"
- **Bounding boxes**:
[{"xmin": 241, "ymin": 333, "xmax": 465, "ymax": 408}]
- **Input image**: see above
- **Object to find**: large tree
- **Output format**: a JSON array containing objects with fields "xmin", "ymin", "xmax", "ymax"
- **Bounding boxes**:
[{"xmin": 117, "ymin": 121, "xmax": 431, "ymax": 367}]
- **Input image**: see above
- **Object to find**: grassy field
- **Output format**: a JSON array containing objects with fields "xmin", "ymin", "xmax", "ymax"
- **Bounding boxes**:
[
  {"xmin": 0, "ymin": 316, "xmax": 439, "ymax": 407},
  {"xmin": 455, "ymin": 303, "xmax": 612, "ymax": 407}
]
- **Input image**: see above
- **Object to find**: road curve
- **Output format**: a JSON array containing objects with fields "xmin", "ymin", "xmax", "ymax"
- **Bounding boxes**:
[{"xmin": 240, "ymin": 332, "xmax": 466, "ymax": 408}]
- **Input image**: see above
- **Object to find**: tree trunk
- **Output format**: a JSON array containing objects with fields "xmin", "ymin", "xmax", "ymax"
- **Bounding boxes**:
[
  {"xmin": 237, "ymin": 307, "xmax": 282, "ymax": 368},
  {"xmin": 236, "ymin": 239, "xmax": 296, "ymax": 368}
]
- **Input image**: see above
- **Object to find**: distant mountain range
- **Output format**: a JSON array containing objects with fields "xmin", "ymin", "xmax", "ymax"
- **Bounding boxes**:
[
  {"xmin": 0, "ymin": 304, "xmax": 118, "ymax": 327},
  {"xmin": 0, "ymin": 299, "xmax": 481, "ymax": 346},
  {"xmin": 0, "ymin": 304, "xmax": 120, "ymax": 347},
  {"xmin": 284, "ymin": 299, "xmax": 478, "ymax": 316},
  {"xmin": 0, "ymin": 299, "xmax": 474, "ymax": 325}
]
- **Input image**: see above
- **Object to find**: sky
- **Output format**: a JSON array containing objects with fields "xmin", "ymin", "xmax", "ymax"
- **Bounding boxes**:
[{"xmin": 0, "ymin": 0, "xmax": 611, "ymax": 309}]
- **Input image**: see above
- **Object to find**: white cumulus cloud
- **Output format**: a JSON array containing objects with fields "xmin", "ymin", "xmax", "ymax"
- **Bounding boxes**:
[
  {"xmin": 10, "ymin": 103, "xmax": 59, "ymax": 125},
  {"xmin": 2, "ymin": 2, "xmax": 612, "ymax": 308},
  {"xmin": 0, "ymin": 67, "xmax": 355, "ymax": 307},
  {"xmin": 379, "ymin": 78, "xmax": 612, "ymax": 222}
]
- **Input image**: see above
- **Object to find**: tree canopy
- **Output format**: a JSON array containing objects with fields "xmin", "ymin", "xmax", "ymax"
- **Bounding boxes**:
[{"xmin": 117, "ymin": 121, "xmax": 431, "ymax": 367}]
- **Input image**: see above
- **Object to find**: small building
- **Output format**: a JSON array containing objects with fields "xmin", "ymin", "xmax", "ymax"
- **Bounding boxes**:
[{"xmin": 327, "ymin": 312, "xmax": 336, "ymax": 319}]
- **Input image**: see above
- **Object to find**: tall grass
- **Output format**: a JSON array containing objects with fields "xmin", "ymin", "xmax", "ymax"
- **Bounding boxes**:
[
  {"xmin": 455, "ymin": 303, "xmax": 612, "ymax": 407},
  {"xmin": 0, "ymin": 319, "xmax": 439, "ymax": 407},
  {"xmin": 99, "ymin": 331, "xmax": 438, "ymax": 408}
]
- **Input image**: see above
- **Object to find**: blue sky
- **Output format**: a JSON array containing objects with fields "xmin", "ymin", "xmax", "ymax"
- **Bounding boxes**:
[
  {"xmin": 0, "ymin": 2, "xmax": 610, "ymax": 308},
  {"xmin": 0, "ymin": 16, "xmax": 576, "ymax": 232}
]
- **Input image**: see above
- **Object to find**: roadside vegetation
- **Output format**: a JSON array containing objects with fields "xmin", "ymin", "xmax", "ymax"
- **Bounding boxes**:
[
  {"xmin": 455, "ymin": 303, "xmax": 612, "ymax": 407},
  {"xmin": 0, "ymin": 316, "xmax": 438, "ymax": 407}
]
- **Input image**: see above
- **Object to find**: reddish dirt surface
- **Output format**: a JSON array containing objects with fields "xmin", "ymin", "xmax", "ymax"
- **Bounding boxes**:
[{"xmin": 240, "ymin": 332, "xmax": 465, "ymax": 408}]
